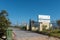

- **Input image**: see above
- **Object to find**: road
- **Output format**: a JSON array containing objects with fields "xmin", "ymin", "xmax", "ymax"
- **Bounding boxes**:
[{"xmin": 11, "ymin": 27, "xmax": 60, "ymax": 40}]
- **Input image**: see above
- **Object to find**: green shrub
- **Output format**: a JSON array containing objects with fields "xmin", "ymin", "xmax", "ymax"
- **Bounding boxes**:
[{"xmin": 21, "ymin": 26, "xmax": 26, "ymax": 30}]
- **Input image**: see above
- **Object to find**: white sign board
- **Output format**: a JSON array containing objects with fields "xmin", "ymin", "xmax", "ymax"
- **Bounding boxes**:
[
  {"xmin": 38, "ymin": 15, "xmax": 50, "ymax": 22},
  {"xmin": 38, "ymin": 15, "xmax": 50, "ymax": 19}
]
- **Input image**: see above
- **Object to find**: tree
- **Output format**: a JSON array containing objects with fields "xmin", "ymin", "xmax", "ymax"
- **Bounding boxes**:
[
  {"xmin": 42, "ymin": 25, "xmax": 47, "ymax": 30},
  {"xmin": 0, "ymin": 10, "xmax": 11, "ymax": 30},
  {"xmin": 56, "ymin": 20, "xmax": 60, "ymax": 29},
  {"xmin": 29, "ymin": 19, "xmax": 35, "ymax": 31},
  {"xmin": 29, "ymin": 19, "xmax": 31, "ymax": 30}
]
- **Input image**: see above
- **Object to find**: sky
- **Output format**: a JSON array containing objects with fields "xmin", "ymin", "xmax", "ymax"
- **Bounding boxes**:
[{"xmin": 0, "ymin": 0, "xmax": 60, "ymax": 25}]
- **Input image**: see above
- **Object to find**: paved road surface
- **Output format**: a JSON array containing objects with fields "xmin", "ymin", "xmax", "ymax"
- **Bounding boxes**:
[{"xmin": 11, "ymin": 27, "xmax": 60, "ymax": 40}]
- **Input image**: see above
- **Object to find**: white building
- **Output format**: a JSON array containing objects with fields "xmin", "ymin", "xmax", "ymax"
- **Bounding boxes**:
[{"xmin": 38, "ymin": 15, "xmax": 51, "ymax": 31}]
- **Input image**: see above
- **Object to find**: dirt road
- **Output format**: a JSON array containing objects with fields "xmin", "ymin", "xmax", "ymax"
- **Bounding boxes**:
[{"xmin": 11, "ymin": 28, "xmax": 60, "ymax": 40}]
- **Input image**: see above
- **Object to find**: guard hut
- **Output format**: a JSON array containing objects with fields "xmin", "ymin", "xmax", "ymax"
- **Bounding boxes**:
[{"xmin": 38, "ymin": 15, "xmax": 51, "ymax": 31}]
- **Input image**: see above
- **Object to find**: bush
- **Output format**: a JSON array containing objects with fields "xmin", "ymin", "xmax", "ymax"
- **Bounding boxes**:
[
  {"xmin": 51, "ymin": 29, "xmax": 60, "ymax": 33},
  {"xmin": 20, "ymin": 26, "xmax": 26, "ymax": 30},
  {"xmin": 40, "ymin": 29, "xmax": 60, "ymax": 38},
  {"xmin": 48, "ymin": 29, "xmax": 60, "ymax": 38}
]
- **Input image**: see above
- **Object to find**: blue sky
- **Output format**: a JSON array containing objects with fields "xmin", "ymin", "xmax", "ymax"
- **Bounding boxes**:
[{"xmin": 0, "ymin": 0, "xmax": 60, "ymax": 25}]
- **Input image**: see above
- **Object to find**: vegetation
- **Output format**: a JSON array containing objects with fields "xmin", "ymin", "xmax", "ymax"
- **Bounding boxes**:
[
  {"xmin": 57, "ymin": 20, "xmax": 60, "ymax": 29},
  {"xmin": 42, "ymin": 25, "xmax": 47, "ymax": 30},
  {"xmin": 0, "ymin": 10, "xmax": 11, "ymax": 31},
  {"xmin": 0, "ymin": 10, "xmax": 11, "ymax": 39},
  {"xmin": 49, "ymin": 29, "xmax": 60, "ymax": 38},
  {"xmin": 20, "ymin": 26, "xmax": 26, "ymax": 30},
  {"xmin": 41, "ymin": 28, "xmax": 60, "ymax": 38}
]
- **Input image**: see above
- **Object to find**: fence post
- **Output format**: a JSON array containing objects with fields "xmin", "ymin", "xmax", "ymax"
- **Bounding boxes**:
[{"xmin": 6, "ymin": 28, "xmax": 12, "ymax": 40}]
